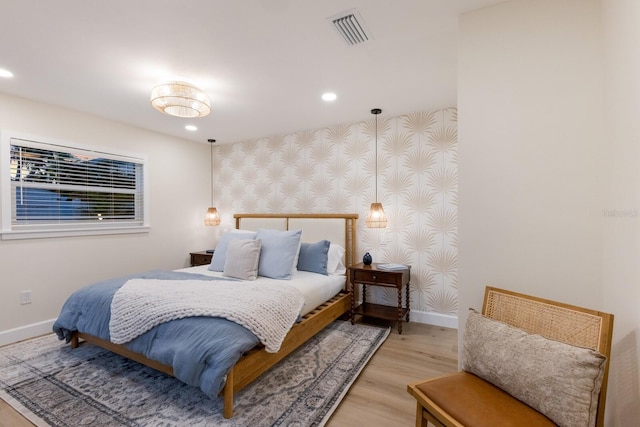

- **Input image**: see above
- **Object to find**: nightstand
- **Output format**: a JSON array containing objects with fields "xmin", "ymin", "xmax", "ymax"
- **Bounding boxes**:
[
  {"xmin": 190, "ymin": 250, "xmax": 213, "ymax": 267},
  {"xmin": 348, "ymin": 263, "xmax": 411, "ymax": 334}
]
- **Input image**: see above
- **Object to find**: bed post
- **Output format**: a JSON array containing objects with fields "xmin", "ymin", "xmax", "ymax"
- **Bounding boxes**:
[
  {"xmin": 349, "ymin": 217, "xmax": 357, "ymax": 267},
  {"xmin": 223, "ymin": 368, "xmax": 235, "ymax": 418},
  {"xmin": 70, "ymin": 332, "xmax": 79, "ymax": 349}
]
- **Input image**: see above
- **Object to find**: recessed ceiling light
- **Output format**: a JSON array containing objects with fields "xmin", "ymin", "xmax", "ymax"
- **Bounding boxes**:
[
  {"xmin": 185, "ymin": 125, "xmax": 198, "ymax": 131},
  {"xmin": 0, "ymin": 69, "xmax": 14, "ymax": 78},
  {"xmin": 322, "ymin": 92, "xmax": 337, "ymax": 102}
]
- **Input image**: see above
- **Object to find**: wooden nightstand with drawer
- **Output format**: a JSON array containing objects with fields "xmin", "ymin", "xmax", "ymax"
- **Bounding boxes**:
[
  {"xmin": 348, "ymin": 262, "xmax": 411, "ymax": 334},
  {"xmin": 190, "ymin": 250, "xmax": 213, "ymax": 267}
]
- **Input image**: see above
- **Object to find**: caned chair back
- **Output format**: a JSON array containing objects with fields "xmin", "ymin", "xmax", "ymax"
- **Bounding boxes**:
[{"xmin": 482, "ymin": 287, "xmax": 614, "ymax": 427}]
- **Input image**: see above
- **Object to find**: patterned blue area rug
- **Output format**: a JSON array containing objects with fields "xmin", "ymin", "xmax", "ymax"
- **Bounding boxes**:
[{"xmin": 0, "ymin": 320, "xmax": 388, "ymax": 427}]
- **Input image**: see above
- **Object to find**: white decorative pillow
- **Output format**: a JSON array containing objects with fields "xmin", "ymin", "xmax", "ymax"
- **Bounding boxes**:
[
  {"xmin": 327, "ymin": 244, "xmax": 346, "ymax": 275},
  {"xmin": 462, "ymin": 309, "xmax": 607, "ymax": 427},
  {"xmin": 255, "ymin": 228, "xmax": 302, "ymax": 280},
  {"xmin": 209, "ymin": 229, "xmax": 257, "ymax": 271},
  {"xmin": 222, "ymin": 238, "xmax": 262, "ymax": 281}
]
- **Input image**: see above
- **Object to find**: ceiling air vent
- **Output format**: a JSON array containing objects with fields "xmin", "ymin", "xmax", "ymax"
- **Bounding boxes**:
[{"xmin": 329, "ymin": 9, "xmax": 372, "ymax": 46}]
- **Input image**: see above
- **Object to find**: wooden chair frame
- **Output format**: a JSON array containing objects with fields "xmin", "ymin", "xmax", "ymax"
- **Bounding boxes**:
[{"xmin": 408, "ymin": 286, "xmax": 614, "ymax": 427}]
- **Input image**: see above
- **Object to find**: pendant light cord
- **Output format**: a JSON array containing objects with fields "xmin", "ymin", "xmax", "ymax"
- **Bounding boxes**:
[
  {"xmin": 371, "ymin": 108, "xmax": 381, "ymax": 203},
  {"xmin": 208, "ymin": 139, "xmax": 216, "ymax": 205},
  {"xmin": 375, "ymin": 112, "xmax": 378, "ymax": 203}
]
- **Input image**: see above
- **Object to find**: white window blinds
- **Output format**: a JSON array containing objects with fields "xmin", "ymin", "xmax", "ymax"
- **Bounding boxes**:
[{"xmin": 2, "ymin": 133, "xmax": 148, "ymax": 239}]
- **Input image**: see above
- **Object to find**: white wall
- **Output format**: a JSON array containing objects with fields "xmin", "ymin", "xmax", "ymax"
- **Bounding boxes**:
[
  {"xmin": 458, "ymin": 0, "xmax": 604, "ymax": 315},
  {"xmin": 602, "ymin": 0, "xmax": 640, "ymax": 423},
  {"xmin": 458, "ymin": 0, "xmax": 640, "ymax": 425},
  {"xmin": 0, "ymin": 93, "xmax": 216, "ymax": 344}
]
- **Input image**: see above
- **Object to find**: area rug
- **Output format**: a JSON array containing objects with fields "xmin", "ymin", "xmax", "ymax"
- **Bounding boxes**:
[{"xmin": 0, "ymin": 320, "xmax": 389, "ymax": 427}]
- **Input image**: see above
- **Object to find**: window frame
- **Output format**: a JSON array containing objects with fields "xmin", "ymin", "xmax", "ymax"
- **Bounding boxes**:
[{"xmin": 1, "ymin": 130, "xmax": 150, "ymax": 240}]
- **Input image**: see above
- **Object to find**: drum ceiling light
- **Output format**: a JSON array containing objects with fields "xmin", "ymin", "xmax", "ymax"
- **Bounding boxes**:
[{"xmin": 150, "ymin": 81, "xmax": 211, "ymax": 118}]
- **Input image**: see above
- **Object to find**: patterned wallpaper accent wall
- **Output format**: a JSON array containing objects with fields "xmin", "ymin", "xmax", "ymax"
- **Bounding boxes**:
[{"xmin": 214, "ymin": 107, "xmax": 458, "ymax": 317}]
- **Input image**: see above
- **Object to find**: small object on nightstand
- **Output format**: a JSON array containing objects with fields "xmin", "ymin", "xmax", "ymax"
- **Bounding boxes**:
[
  {"xmin": 190, "ymin": 250, "xmax": 213, "ymax": 267},
  {"xmin": 206, "ymin": 249, "xmax": 215, "ymax": 253},
  {"xmin": 363, "ymin": 252, "xmax": 372, "ymax": 265},
  {"xmin": 348, "ymin": 262, "xmax": 411, "ymax": 334},
  {"xmin": 378, "ymin": 263, "xmax": 408, "ymax": 271}
]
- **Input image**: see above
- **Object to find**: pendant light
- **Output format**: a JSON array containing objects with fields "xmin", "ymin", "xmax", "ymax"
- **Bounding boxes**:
[
  {"xmin": 366, "ymin": 108, "xmax": 388, "ymax": 228},
  {"xmin": 204, "ymin": 139, "xmax": 221, "ymax": 226}
]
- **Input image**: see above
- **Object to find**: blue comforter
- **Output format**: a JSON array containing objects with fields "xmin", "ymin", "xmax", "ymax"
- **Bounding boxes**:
[{"xmin": 52, "ymin": 270, "xmax": 260, "ymax": 399}]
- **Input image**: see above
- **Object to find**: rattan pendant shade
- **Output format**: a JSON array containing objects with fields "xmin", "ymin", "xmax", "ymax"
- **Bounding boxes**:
[
  {"xmin": 204, "ymin": 207, "xmax": 221, "ymax": 226},
  {"xmin": 366, "ymin": 202, "xmax": 387, "ymax": 228}
]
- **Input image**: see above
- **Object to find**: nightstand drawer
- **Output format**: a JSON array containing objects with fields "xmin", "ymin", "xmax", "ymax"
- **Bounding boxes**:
[
  {"xmin": 190, "ymin": 251, "xmax": 213, "ymax": 267},
  {"xmin": 352, "ymin": 269, "xmax": 398, "ymax": 285}
]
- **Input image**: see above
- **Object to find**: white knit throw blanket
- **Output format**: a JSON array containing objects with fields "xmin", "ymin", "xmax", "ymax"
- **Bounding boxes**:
[{"xmin": 109, "ymin": 278, "xmax": 304, "ymax": 353}]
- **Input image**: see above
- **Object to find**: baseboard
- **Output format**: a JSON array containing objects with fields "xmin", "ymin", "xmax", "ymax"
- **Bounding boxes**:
[
  {"xmin": 353, "ymin": 295, "xmax": 458, "ymax": 329},
  {"xmin": 0, "ymin": 318, "xmax": 56, "ymax": 347},
  {"xmin": 410, "ymin": 310, "xmax": 458, "ymax": 329}
]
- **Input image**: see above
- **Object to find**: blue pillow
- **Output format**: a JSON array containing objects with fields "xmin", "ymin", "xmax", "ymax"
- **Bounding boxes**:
[
  {"xmin": 208, "ymin": 230, "xmax": 257, "ymax": 271},
  {"xmin": 256, "ymin": 228, "xmax": 302, "ymax": 280},
  {"xmin": 297, "ymin": 240, "xmax": 330, "ymax": 275}
]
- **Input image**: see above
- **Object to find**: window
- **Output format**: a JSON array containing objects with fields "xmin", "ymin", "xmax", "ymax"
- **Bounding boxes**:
[{"xmin": 1, "ymin": 131, "xmax": 149, "ymax": 239}]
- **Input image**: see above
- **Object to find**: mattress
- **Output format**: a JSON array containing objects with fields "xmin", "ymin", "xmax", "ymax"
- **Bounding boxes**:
[{"xmin": 178, "ymin": 265, "xmax": 346, "ymax": 316}]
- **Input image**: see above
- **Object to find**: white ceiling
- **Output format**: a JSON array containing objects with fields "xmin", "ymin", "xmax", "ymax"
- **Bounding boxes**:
[{"xmin": 0, "ymin": 0, "xmax": 504, "ymax": 144}]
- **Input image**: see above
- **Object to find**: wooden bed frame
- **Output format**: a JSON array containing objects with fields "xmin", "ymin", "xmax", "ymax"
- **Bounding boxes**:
[{"xmin": 69, "ymin": 213, "xmax": 358, "ymax": 419}]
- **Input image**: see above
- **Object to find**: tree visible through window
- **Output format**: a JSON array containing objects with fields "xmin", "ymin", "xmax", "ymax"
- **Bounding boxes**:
[{"xmin": 2, "ymin": 134, "xmax": 147, "ymax": 238}]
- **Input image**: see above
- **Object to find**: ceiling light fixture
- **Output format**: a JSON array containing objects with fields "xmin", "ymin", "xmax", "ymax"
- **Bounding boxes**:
[
  {"xmin": 322, "ymin": 92, "xmax": 337, "ymax": 102},
  {"xmin": 0, "ymin": 69, "xmax": 14, "ymax": 78},
  {"xmin": 150, "ymin": 81, "xmax": 211, "ymax": 118},
  {"xmin": 366, "ymin": 108, "xmax": 387, "ymax": 228},
  {"xmin": 204, "ymin": 139, "xmax": 221, "ymax": 226}
]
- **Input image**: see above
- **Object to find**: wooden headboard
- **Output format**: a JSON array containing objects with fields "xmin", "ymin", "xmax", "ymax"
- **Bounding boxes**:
[{"xmin": 234, "ymin": 213, "xmax": 358, "ymax": 268}]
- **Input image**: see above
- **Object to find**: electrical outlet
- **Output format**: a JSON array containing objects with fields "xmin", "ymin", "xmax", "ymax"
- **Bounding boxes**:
[{"xmin": 20, "ymin": 290, "xmax": 32, "ymax": 305}]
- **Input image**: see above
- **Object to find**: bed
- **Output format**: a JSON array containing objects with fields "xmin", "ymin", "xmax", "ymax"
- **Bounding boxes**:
[{"xmin": 52, "ymin": 213, "xmax": 357, "ymax": 418}]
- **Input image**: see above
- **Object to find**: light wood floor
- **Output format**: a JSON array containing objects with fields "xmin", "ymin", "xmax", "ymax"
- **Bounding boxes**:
[
  {"xmin": 327, "ymin": 321, "xmax": 458, "ymax": 426},
  {"xmin": 0, "ymin": 321, "xmax": 458, "ymax": 427}
]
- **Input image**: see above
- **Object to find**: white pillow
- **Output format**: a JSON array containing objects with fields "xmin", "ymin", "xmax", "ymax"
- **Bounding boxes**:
[
  {"xmin": 208, "ymin": 229, "xmax": 257, "ymax": 271},
  {"xmin": 223, "ymin": 238, "xmax": 262, "ymax": 281},
  {"xmin": 327, "ymin": 244, "xmax": 346, "ymax": 275}
]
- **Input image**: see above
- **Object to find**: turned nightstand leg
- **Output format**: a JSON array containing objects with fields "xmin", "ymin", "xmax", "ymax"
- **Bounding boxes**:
[
  {"xmin": 406, "ymin": 281, "xmax": 411, "ymax": 322},
  {"xmin": 397, "ymin": 284, "xmax": 403, "ymax": 334},
  {"xmin": 362, "ymin": 284, "xmax": 367, "ymax": 306},
  {"xmin": 350, "ymin": 280, "xmax": 355, "ymax": 325}
]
